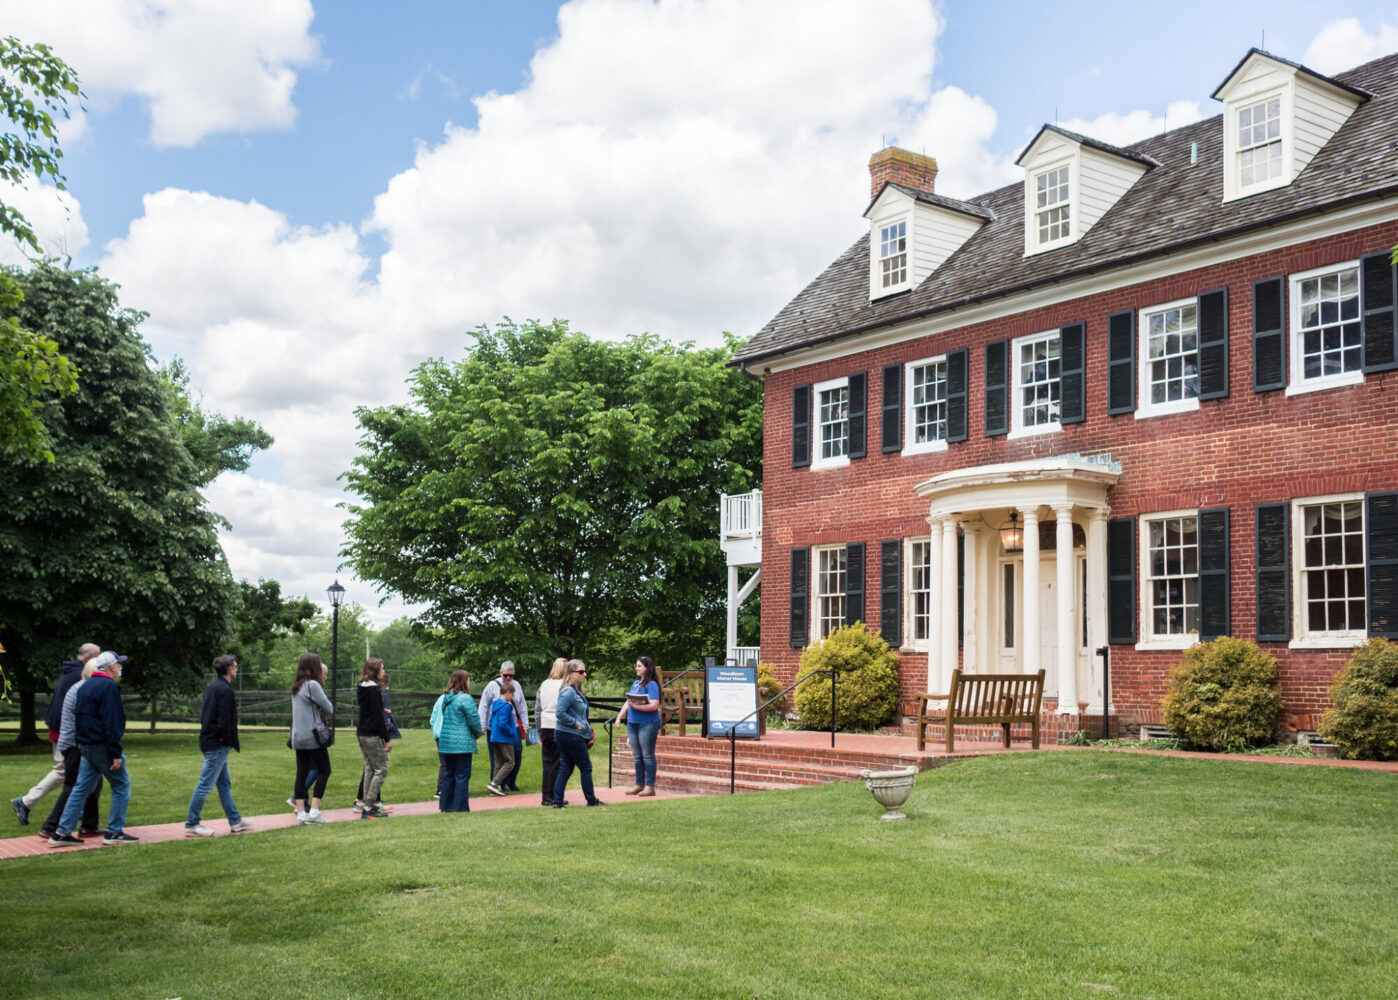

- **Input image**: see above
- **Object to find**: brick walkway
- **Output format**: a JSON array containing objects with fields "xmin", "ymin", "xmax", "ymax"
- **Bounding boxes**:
[{"xmin": 0, "ymin": 783, "xmax": 696, "ymax": 862}]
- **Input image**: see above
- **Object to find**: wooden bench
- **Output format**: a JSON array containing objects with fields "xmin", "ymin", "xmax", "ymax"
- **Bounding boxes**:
[
  {"xmin": 659, "ymin": 667, "xmax": 706, "ymax": 737},
  {"xmin": 915, "ymin": 669, "xmax": 1045, "ymax": 752}
]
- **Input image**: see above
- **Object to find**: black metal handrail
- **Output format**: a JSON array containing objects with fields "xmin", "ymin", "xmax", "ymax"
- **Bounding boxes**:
[{"xmin": 726, "ymin": 668, "xmax": 835, "ymax": 794}]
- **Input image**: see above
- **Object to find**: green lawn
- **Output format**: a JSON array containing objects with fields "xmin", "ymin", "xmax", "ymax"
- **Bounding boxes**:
[{"xmin": 1, "ymin": 741, "xmax": 1395, "ymax": 999}]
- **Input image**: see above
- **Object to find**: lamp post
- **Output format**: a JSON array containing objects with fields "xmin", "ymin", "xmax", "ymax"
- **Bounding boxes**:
[{"xmin": 327, "ymin": 579, "xmax": 346, "ymax": 730}]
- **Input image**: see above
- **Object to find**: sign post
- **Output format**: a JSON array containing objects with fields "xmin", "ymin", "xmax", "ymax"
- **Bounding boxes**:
[{"xmin": 705, "ymin": 664, "xmax": 760, "ymax": 740}]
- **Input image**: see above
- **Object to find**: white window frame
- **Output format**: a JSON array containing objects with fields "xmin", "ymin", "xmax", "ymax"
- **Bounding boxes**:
[
  {"xmin": 1027, "ymin": 159, "xmax": 1075, "ymax": 255},
  {"xmin": 904, "ymin": 536, "xmax": 933, "ymax": 650},
  {"xmin": 877, "ymin": 218, "xmax": 909, "ymax": 292},
  {"xmin": 812, "ymin": 545, "xmax": 848, "ymax": 643},
  {"xmin": 1290, "ymin": 493, "xmax": 1367, "ymax": 649},
  {"xmin": 810, "ymin": 375, "xmax": 851, "ymax": 471},
  {"xmin": 1136, "ymin": 509, "xmax": 1202, "ymax": 651},
  {"xmin": 1223, "ymin": 84, "xmax": 1291, "ymax": 202},
  {"xmin": 1286, "ymin": 260, "xmax": 1365, "ymax": 397},
  {"xmin": 1136, "ymin": 297, "xmax": 1202, "ymax": 419},
  {"xmin": 1007, "ymin": 329, "xmax": 1062, "ymax": 440},
  {"xmin": 902, "ymin": 355, "xmax": 949, "ymax": 456}
]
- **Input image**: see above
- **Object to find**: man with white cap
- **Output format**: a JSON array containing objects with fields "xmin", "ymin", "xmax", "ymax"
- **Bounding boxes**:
[
  {"xmin": 49, "ymin": 651, "xmax": 138, "ymax": 847},
  {"xmin": 478, "ymin": 660, "xmax": 529, "ymax": 791}
]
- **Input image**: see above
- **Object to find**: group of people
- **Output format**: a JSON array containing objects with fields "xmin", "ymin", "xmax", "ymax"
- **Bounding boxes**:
[{"xmin": 12, "ymin": 644, "xmax": 667, "ymax": 845}]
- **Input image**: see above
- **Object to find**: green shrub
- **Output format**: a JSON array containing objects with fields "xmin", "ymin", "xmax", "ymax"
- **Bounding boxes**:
[
  {"xmin": 1161, "ymin": 636, "xmax": 1282, "ymax": 752},
  {"xmin": 1318, "ymin": 638, "xmax": 1398, "ymax": 761},
  {"xmin": 793, "ymin": 622, "xmax": 900, "ymax": 730},
  {"xmin": 755, "ymin": 662, "xmax": 781, "ymax": 705}
]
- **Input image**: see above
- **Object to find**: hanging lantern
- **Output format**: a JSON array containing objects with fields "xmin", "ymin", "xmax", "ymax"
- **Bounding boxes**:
[{"xmin": 998, "ymin": 512, "xmax": 1023, "ymax": 552}]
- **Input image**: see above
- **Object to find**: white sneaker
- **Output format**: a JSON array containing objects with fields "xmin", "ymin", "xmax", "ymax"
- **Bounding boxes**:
[
  {"xmin": 296, "ymin": 811, "xmax": 310, "ymax": 825},
  {"xmin": 184, "ymin": 824, "xmax": 214, "ymax": 838},
  {"xmin": 229, "ymin": 820, "xmax": 254, "ymax": 833},
  {"xmin": 304, "ymin": 809, "xmax": 327, "ymax": 824}
]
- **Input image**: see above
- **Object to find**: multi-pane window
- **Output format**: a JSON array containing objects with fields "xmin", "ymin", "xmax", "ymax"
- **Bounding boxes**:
[
  {"xmin": 1300, "ymin": 500, "xmax": 1365, "ymax": 635},
  {"xmin": 815, "ymin": 379, "xmax": 849, "ymax": 465},
  {"xmin": 1142, "ymin": 301, "xmax": 1199, "ymax": 407},
  {"xmin": 815, "ymin": 547, "xmax": 847, "ymax": 640},
  {"xmin": 1013, "ymin": 331, "xmax": 1060, "ymax": 433},
  {"xmin": 1145, "ymin": 515, "xmax": 1199, "ymax": 638},
  {"xmin": 1294, "ymin": 264, "xmax": 1362, "ymax": 382},
  {"xmin": 908, "ymin": 539, "xmax": 932, "ymax": 645},
  {"xmin": 908, "ymin": 359, "xmax": 947, "ymax": 447},
  {"xmin": 1238, "ymin": 97, "xmax": 1282, "ymax": 188},
  {"xmin": 879, "ymin": 221, "xmax": 907, "ymax": 288},
  {"xmin": 1034, "ymin": 166, "xmax": 1070, "ymax": 245}
]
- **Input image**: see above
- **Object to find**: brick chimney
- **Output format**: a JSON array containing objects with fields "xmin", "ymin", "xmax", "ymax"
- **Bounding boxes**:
[{"xmin": 869, "ymin": 147, "xmax": 938, "ymax": 201}]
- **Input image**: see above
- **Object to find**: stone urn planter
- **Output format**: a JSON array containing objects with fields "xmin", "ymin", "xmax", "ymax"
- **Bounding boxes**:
[{"xmin": 860, "ymin": 765, "xmax": 918, "ymax": 821}]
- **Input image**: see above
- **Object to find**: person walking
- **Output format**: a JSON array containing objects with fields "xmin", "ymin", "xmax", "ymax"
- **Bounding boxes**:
[
  {"xmin": 355, "ymin": 658, "xmax": 391, "ymax": 820},
  {"xmin": 551, "ymin": 660, "xmax": 603, "ymax": 808},
  {"xmin": 290, "ymin": 653, "xmax": 334, "ymax": 825},
  {"xmin": 356, "ymin": 668, "xmax": 398, "ymax": 812},
  {"xmin": 615, "ymin": 656, "xmax": 662, "ymax": 797},
  {"xmin": 486, "ymin": 678, "xmax": 523, "ymax": 796},
  {"xmin": 49, "ymin": 651, "xmax": 138, "ymax": 846},
  {"xmin": 37, "ymin": 657, "xmax": 103, "ymax": 840},
  {"xmin": 536, "ymin": 658, "xmax": 567, "ymax": 807},
  {"xmin": 13, "ymin": 643, "xmax": 98, "ymax": 826},
  {"xmin": 184, "ymin": 655, "xmax": 254, "ymax": 837},
  {"xmin": 478, "ymin": 661, "xmax": 529, "ymax": 791},
  {"xmin": 433, "ymin": 670, "xmax": 482, "ymax": 812}
]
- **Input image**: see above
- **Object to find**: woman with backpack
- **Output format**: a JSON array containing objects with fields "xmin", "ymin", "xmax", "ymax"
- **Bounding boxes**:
[{"xmin": 432, "ymin": 670, "xmax": 483, "ymax": 813}]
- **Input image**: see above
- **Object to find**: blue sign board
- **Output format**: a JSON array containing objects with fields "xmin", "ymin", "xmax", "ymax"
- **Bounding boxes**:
[{"xmin": 705, "ymin": 665, "xmax": 760, "ymax": 739}]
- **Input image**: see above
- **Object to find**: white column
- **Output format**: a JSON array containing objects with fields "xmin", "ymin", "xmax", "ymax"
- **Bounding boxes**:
[
  {"xmin": 1086, "ymin": 506, "xmax": 1109, "ymax": 714},
  {"xmin": 926, "ymin": 518, "xmax": 943, "ymax": 691},
  {"xmin": 1054, "ymin": 503, "xmax": 1078, "ymax": 713},
  {"xmin": 960, "ymin": 522, "xmax": 979, "ymax": 674},
  {"xmin": 726, "ymin": 564, "xmax": 739, "ymax": 660},
  {"xmin": 1020, "ymin": 507, "xmax": 1040, "ymax": 675},
  {"xmin": 940, "ymin": 516, "xmax": 959, "ymax": 692}
]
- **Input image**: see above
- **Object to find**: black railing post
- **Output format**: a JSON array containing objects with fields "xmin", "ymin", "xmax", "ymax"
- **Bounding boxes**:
[
  {"xmin": 729, "ymin": 729, "xmax": 737, "ymax": 794},
  {"xmin": 830, "ymin": 669, "xmax": 836, "ymax": 748},
  {"xmin": 606, "ymin": 721, "xmax": 613, "ymax": 788}
]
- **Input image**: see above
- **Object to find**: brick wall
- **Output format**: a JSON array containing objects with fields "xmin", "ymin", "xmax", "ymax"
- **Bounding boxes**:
[{"xmin": 757, "ymin": 219, "xmax": 1398, "ymax": 731}]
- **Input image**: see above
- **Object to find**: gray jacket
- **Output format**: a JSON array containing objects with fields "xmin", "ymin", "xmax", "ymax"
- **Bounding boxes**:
[
  {"xmin": 478, "ymin": 677, "xmax": 530, "ymax": 734},
  {"xmin": 56, "ymin": 677, "xmax": 88, "ymax": 753},
  {"xmin": 290, "ymin": 680, "xmax": 334, "ymax": 750}
]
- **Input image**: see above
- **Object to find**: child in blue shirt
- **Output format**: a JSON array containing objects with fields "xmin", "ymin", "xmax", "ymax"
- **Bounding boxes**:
[{"xmin": 486, "ymin": 679, "xmax": 522, "ymax": 796}]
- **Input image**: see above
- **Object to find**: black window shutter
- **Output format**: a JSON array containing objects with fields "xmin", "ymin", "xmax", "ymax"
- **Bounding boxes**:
[
  {"xmin": 881, "ymin": 364, "xmax": 902, "ymax": 453},
  {"xmin": 845, "ymin": 542, "xmax": 866, "ymax": 627},
  {"xmin": 1367, "ymin": 492, "xmax": 1398, "ymax": 638},
  {"xmin": 1197, "ymin": 288, "xmax": 1229, "ymax": 401},
  {"xmin": 1107, "ymin": 518, "xmax": 1137, "ymax": 643},
  {"xmin": 789, "ymin": 547, "xmax": 809, "ymax": 647},
  {"xmin": 1058, "ymin": 321, "xmax": 1086, "ymax": 424},
  {"xmin": 792, "ymin": 385, "xmax": 811, "ymax": 468},
  {"xmin": 957, "ymin": 532, "xmax": 965, "ymax": 647},
  {"xmin": 1252, "ymin": 277, "xmax": 1286, "ymax": 392},
  {"xmin": 1106, "ymin": 309, "xmax": 1135, "ymax": 416},
  {"xmin": 880, "ymin": 540, "xmax": 901, "ymax": 647},
  {"xmin": 1198, "ymin": 508, "xmax": 1230, "ymax": 640},
  {"xmin": 1255, "ymin": 503, "xmax": 1290, "ymax": 642},
  {"xmin": 1361, "ymin": 251, "xmax": 1398, "ymax": 373},
  {"xmin": 985, "ymin": 340, "xmax": 1008, "ymax": 436},
  {"xmin": 847, "ymin": 372, "xmax": 867, "ymax": 459},
  {"xmin": 946, "ymin": 348, "xmax": 968, "ymax": 442}
]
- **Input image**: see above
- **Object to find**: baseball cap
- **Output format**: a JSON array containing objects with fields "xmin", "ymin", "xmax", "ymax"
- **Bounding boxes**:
[{"xmin": 90, "ymin": 651, "xmax": 128, "ymax": 671}]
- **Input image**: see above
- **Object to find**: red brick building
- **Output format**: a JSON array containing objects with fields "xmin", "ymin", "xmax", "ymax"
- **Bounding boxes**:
[{"xmin": 726, "ymin": 49, "xmax": 1398, "ymax": 740}]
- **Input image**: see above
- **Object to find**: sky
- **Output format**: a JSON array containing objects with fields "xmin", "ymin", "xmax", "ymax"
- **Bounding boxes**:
[{"xmin": 5, "ymin": 0, "xmax": 1398, "ymax": 625}]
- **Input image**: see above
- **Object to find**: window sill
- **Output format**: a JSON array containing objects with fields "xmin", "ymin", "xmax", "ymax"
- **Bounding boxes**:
[
  {"xmin": 902, "ymin": 438, "xmax": 948, "ymax": 457},
  {"xmin": 1284, "ymin": 371, "xmax": 1364, "ymax": 397},
  {"xmin": 809, "ymin": 455, "xmax": 850, "ymax": 472},
  {"xmin": 1135, "ymin": 637, "xmax": 1198, "ymax": 652},
  {"xmin": 1289, "ymin": 635, "xmax": 1366, "ymax": 650},
  {"xmin": 1006, "ymin": 423, "xmax": 1061, "ymax": 441},
  {"xmin": 1136, "ymin": 398, "xmax": 1200, "ymax": 420}
]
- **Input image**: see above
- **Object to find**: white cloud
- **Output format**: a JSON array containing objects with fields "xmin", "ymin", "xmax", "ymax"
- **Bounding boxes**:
[
  {"xmin": 0, "ymin": 182, "xmax": 89, "ymax": 266},
  {"xmin": 1304, "ymin": 17, "xmax": 1398, "ymax": 76},
  {"xmin": 1057, "ymin": 101, "xmax": 1208, "ymax": 151},
  {"xmin": 0, "ymin": 0, "xmax": 320, "ymax": 147}
]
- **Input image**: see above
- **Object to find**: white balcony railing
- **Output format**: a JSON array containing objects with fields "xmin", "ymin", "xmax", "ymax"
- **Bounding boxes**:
[
  {"xmin": 727, "ymin": 646, "xmax": 761, "ymax": 666},
  {"xmin": 721, "ymin": 490, "xmax": 762, "ymax": 540}
]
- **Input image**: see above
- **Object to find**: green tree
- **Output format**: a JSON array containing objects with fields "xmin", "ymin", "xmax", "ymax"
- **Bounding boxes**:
[
  {"xmin": 0, "ymin": 265, "xmax": 240, "ymax": 741},
  {"xmin": 343, "ymin": 319, "xmax": 762, "ymax": 677},
  {"xmin": 159, "ymin": 359, "xmax": 274, "ymax": 486},
  {"xmin": 225, "ymin": 579, "xmax": 317, "ymax": 684},
  {"xmin": 1, "ymin": 37, "xmax": 82, "ymax": 460}
]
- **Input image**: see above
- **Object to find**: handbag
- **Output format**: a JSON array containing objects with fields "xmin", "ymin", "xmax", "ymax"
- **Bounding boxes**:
[
  {"xmin": 526, "ymin": 726, "xmax": 540, "ymax": 746},
  {"xmin": 312, "ymin": 701, "xmax": 334, "ymax": 748}
]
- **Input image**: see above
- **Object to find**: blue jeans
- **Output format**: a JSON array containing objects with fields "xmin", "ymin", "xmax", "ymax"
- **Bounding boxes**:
[
  {"xmin": 553, "ymin": 730, "xmax": 597, "ymax": 804},
  {"xmin": 58, "ymin": 746, "xmax": 130, "ymax": 836},
  {"xmin": 628, "ymin": 722, "xmax": 660, "ymax": 786},
  {"xmin": 186, "ymin": 747, "xmax": 241, "ymax": 828},
  {"xmin": 439, "ymin": 752, "xmax": 472, "ymax": 812}
]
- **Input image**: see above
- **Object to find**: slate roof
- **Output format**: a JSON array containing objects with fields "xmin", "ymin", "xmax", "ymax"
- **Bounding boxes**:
[{"xmin": 733, "ymin": 52, "xmax": 1398, "ymax": 368}]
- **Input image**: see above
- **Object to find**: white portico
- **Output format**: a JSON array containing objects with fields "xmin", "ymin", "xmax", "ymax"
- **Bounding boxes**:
[{"xmin": 915, "ymin": 456, "xmax": 1121, "ymax": 714}]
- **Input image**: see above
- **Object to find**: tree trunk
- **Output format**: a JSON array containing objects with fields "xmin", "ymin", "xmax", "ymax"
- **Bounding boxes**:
[{"xmin": 15, "ymin": 688, "xmax": 39, "ymax": 745}]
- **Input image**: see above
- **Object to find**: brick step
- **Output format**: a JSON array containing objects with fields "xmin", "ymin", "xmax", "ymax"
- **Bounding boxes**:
[
  {"xmin": 619, "ymin": 735, "xmax": 918, "ymax": 771},
  {"xmin": 613, "ymin": 749, "xmax": 871, "ymax": 787},
  {"xmin": 649, "ymin": 771, "xmax": 802, "ymax": 796}
]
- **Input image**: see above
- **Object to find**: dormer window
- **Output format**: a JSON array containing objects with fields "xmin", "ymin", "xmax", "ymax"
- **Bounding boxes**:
[
  {"xmin": 1237, "ymin": 96, "xmax": 1283, "ymax": 189},
  {"xmin": 879, "ymin": 220, "xmax": 908, "ymax": 289},
  {"xmin": 1034, "ymin": 166, "xmax": 1071, "ymax": 245}
]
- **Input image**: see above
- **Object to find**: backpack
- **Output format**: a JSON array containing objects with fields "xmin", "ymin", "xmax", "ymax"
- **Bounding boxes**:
[{"xmin": 430, "ymin": 694, "xmax": 446, "ymax": 739}]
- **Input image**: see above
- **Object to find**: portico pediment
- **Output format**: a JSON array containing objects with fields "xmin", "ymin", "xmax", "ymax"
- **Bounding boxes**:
[{"xmin": 915, "ymin": 455, "xmax": 1121, "ymax": 518}]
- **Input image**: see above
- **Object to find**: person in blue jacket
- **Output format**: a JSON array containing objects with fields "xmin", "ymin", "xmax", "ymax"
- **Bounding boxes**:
[
  {"xmin": 433, "ymin": 670, "xmax": 483, "ymax": 813},
  {"xmin": 486, "ymin": 679, "xmax": 523, "ymax": 796},
  {"xmin": 50, "ymin": 651, "xmax": 137, "ymax": 846},
  {"xmin": 551, "ymin": 660, "xmax": 604, "ymax": 808}
]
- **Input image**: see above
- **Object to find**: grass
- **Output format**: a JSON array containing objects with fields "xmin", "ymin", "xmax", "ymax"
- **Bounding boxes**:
[{"xmin": 1, "ymin": 741, "xmax": 1395, "ymax": 999}]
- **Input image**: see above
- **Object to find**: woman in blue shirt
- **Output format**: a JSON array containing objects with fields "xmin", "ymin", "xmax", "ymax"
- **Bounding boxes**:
[
  {"xmin": 551, "ymin": 660, "xmax": 604, "ymax": 808},
  {"xmin": 615, "ymin": 656, "xmax": 661, "ymax": 796}
]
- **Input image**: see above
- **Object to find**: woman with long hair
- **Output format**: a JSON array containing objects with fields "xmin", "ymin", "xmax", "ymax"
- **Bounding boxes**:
[
  {"xmin": 536, "ymin": 657, "xmax": 568, "ymax": 807},
  {"xmin": 614, "ymin": 655, "xmax": 662, "ymax": 796},
  {"xmin": 290, "ymin": 653, "xmax": 334, "ymax": 824},
  {"xmin": 355, "ymin": 658, "xmax": 391, "ymax": 820},
  {"xmin": 433, "ymin": 669, "xmax": 482, "ymax": 812},
  {"xmin": 551, "ymin": 660, "xmax": 603, "ymax": 808}
]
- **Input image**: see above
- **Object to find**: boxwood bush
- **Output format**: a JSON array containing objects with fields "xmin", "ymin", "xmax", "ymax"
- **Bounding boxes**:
[
  {"xmin": 1161, "ymin": 636, "xmax": 1282, "ymax": 752},
  {"xmin": 1319, "ymin": 638, "xmax": 1398, "ymax": 761},
  {"xmin": 793, "ymin": 622, "xmax": 900, "ymax": 730}
]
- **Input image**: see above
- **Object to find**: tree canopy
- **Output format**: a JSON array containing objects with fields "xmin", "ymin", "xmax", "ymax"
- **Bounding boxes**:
[
  {"xmin": 0, "ymin": 265, "xmax": 267, "ymax": 739},
  {"xmin": 343, "ymin": 319, "xmax": 762, "ymax": 679}
]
